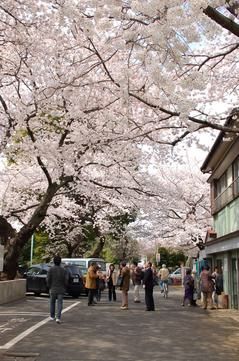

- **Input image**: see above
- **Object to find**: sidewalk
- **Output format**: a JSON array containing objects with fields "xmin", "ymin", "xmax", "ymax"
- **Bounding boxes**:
[{"xmin": 0, "ymin": 287, "xmax": 239, "ymax": 361}]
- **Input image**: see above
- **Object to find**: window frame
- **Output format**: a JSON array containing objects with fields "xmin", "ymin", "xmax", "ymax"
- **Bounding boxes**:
[{"xmin": 212, "ymin": 157, "xmax": 239, "ymax": 214}]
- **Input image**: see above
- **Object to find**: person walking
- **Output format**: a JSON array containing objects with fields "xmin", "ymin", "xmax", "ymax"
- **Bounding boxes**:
[
  {"xmin": 131, "ymin": 261, "xmax": 143, "ymax": 303},
  {"xmin": 158, "ymin": 264, "xmax": 169, "ymax": 295},
  {"xmin": 95, "ymin": 266, "xmax": 105, "ymax": 302},
  {"xmin": 143, "ymin": 262, "xmax": 155, "ymax": 311},
  {"xmin": 119, "ymin": 261, "xmax": 131, "ymax": 310},
  {"xmin": 181, "ymin": 269, "xmax": 194, "ymax": 307},
  {"xmin": 107, "ymin": 264, "xmax": 117, "ymax": 302},
  {"xmin": 85, "ymin": 262, "xmax": 98, "ymax": 306},
  {"xmin": 46, "ymin": 255, "xmax": 69, "ymax": 324},
  {"xmin": 200, "ymin": 265, "xmax": 214, "ymax": 310},
  {"xmin": 191, "ymin": 270, "xmax": 200, "ymax": 306},
  {"xmin": 212, "ymin": 266, "xmax": 223, "ymax": 309}
]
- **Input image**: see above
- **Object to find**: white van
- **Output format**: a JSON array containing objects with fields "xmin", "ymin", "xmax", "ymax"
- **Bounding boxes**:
[
  {"xmin": 61, "ymin": 258, "xmax": 107, "ymax": 295},
  {"xmin": 61, "ymin": 257, "xmax": 106, "ymax": 275}
]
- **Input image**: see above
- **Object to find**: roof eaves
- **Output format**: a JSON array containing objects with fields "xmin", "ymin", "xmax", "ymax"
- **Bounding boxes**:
[{"xmin": 200, "ymin": 108, "xmax": 239, "ymax": 173}]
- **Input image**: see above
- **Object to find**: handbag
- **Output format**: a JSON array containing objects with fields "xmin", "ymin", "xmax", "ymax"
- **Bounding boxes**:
[
  {"xmin": 116, "ymin": 275, "xmax": 124, "ymax": 288},
  {"xmin": 193, "ymin": 290, "xmax": 198, "ymax": 301},
  {"xmin": 99, "ymin": 279, "xmax": 105, "ymax": 291}
]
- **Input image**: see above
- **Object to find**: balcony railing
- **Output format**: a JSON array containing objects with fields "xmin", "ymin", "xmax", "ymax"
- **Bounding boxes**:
[{"xmin": 212, "ymin": 177, "xmax": 239, "ymax": 214}]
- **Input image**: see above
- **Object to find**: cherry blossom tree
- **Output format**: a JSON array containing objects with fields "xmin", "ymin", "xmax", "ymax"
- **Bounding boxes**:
[
  {"xmin": 127, "ymin": 165, "xmax": 212, "ymax": 254},
  {"xmin": 43, "ymin": 198, "xmax": 136, "ymax": 260},
  {"xmin": 0, "ymin": 1, "xmax": 148, "ymax": 277},
  {"xmin": 0, "ymin": 1, "xmax": 239, "ymax": 278}
]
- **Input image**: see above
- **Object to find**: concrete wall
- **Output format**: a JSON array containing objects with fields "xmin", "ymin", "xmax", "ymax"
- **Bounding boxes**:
[{"xmin": 0, "ymin": 279, "xmax": 26, "ymax": 305}]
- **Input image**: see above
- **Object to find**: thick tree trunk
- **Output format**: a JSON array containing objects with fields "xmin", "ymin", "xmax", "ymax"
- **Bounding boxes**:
[
  {"xmin": 0, "ymin": 216, "xmax": 16, "ymax": 246},
  {"xmin": 90, "ymin": 236, "xmax": 105, "ymax": 258},
  {"xmin": 3, "ymin": 183, "xmax": 59, "ymax": 279},
  {"xmin": 66, "ymin": 235, "xmax": 83, "ymax": 257}
]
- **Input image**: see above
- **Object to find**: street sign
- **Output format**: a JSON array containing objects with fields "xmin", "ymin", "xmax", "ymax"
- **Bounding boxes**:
[{"xmin": 0, "ymin": 245, "xmax": 4, "ymax": 272}]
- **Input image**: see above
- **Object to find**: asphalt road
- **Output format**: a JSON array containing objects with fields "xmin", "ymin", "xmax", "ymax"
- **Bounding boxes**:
[{"xmin": 0, "ymin": 287, "xmax": 239, "ymax": 361}]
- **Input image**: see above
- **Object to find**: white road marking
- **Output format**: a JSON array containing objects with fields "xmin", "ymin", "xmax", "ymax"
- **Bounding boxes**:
[
  {"xmin": 26, "ymin": 297, "xmax": 78, "ymax": 303},
  {"xmin": 0, "ymin": 318, "xmax": 27, "ymax": 334},
  {"xmin": 0, "ymin": 301, "xmax": 80, "ymax": 350},
  {"xmin": 0, "ymin": 312, "xmax": 48, "ymax": 316}
]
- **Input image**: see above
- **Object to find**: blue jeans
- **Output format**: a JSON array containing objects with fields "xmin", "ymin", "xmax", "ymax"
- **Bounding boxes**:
[
  {"xmin": 50, "ymin": 292, "xmax": 64, "ymax": 320},
  {"xmin": 160, "ymin": 280, "xmax": 168, "ymax": 291}
]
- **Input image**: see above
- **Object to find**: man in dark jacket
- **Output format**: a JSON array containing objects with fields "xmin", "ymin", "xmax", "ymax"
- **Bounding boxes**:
[
  {"xmin": 143, "ymin": 262, "xmax": 155, "ymax": 311},
  {"xmin": 46, "ymin": 255, "xmax": 68, "ymax": 323}
]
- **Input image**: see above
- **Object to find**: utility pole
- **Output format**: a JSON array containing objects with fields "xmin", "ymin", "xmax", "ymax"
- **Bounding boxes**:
[{"xmin": 30, "ymin": 233, "xmax": 34, "ymax": 266}]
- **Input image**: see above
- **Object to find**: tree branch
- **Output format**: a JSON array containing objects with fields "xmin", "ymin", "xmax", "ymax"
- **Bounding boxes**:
[
  {"xmin": 25, "ymin": 114, "xmax": 53, "ymax": 186},
  {"xmin": 203, "ymin": 6, "xmax": 239, "ymax": 37},
  {"xmin": 90, "ymin": 179, "xmax": 161, "ymax": 198},
  {"xmin": 187, "ymin": 43, "xmax": 239, "ymax": 70},
  {"xmin": 8, "ymin": 203, "xmax": 40, "ymax": 216},
  {"xmin": 0, "ymin": 5, "xmax": 28, "ymax": 26}
]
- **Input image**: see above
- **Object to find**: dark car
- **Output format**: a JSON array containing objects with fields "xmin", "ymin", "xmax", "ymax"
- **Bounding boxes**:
[
  {"xmin": 25, "ymin": 263, "xmax": 84, "ymax": 298},
  {"xmin": 64, "ymin": 264, "xmax": 84, "ymax": 298}
]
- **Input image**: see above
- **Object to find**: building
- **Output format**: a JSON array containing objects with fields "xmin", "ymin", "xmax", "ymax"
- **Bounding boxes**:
[{"xmin": 201, "ymin": 108, "xmax": 239, "ymax": 309}]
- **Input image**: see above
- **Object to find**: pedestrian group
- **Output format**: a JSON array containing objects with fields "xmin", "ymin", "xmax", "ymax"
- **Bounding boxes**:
[{"xmin": 46, "ymin": 256, "xmax": 223, "ymax": 323}]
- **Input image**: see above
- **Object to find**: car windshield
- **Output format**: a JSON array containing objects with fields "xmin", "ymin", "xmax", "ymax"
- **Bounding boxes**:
[
  {"xmin": 67, "ymin": 260, "xmax": 86, "ymax": 267},
  {"xmin": 27, "ymin": 267, "xmax": 41, "ymax": 275},
  {"xmin": 65, "ymin": 265, "xmax": 82, "ymax": 275},
  {"xmin": 89, "ymin": 261, "xmax": 106, "ymax": 271},
  {"xmin": 98, "ymin": 261, "xmax": 106, "ymax": 271},
  {"xmin": 80, "ymin": 267, "xmax": 88, "ymax": 275},
  {"xmin": 27, "ymin": 264, "xmax": 51, "ymax": 275}
]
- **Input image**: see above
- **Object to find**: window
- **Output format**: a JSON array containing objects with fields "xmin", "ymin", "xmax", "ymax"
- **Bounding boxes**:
[
  {"xmin": 213, "ymin": 158, "xmax": 239, "ymax": 213},
  {"xmin": 40, "ymin": 269, "xmax": 48, "ymax": 275},
  {"xmin": 90, "ymin": 261, "xmax": 106, "ymax": 271},
  {"xmin": 233, "ymin": 156, "xmax": 239, "ymax": 195},
  {"xmin": 216, "ymin": 259, "xmax": 223, "ymax": 271},
  {"xmin": 213, "ymin": 169, "xmax": 234, "ymax": 212},
  {"xmin": 215, "ymin": 172, "xmax": 227, "ymax": 197},
  {"xmin": 27, "ymin": 267, "xmax": 41, "ymax": 275}
]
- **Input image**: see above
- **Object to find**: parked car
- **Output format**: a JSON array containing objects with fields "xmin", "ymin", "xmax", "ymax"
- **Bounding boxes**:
[
  {"xmin": 169, "ymin": 267, "xmax": 190, "ymax": 285},
  {"xmin": 62, "ymin": 258, "xmax": 107, "ymax": 294},
  {"xmin": 25, "ymin": 263, "xmax": 84, "ymax": 298},
  {"xmin": 17, "ymin": 264, "xmax": 28, "ymax": 277},
  {"xmin": 64, "ymin": 264, "xmax": 85, "ymax": 298}
]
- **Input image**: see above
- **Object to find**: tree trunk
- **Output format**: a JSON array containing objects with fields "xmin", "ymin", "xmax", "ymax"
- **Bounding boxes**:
[
  {"xmin": 0, "ymin": 216, "xmax": 16, "ymax": 246},
  {"xmin": 69, "ymin": 234, "xmax": 83, "ymax": 257},
  {"xmin": 3, "ymin": 182, "xmax": 59, "ymax": 279},
  {"xmin": 204, "ymin": 6, "xmax": 239, "ymax": 37},
  {"xmin": 89, "ymin": 236, "xmax": 105, "ymax": 258},
  {"xmin": 122, "ymin": 238, "xmax": 129, "ymax": 260}
]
